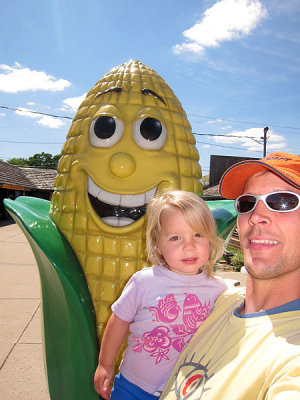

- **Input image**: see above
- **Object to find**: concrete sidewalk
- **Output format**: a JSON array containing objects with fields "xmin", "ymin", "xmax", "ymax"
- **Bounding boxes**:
[
  {"xmin": 0, "ymin": 220, "xmax": 49, "ymax": 400},
  {"xmin": 0, "ymin": 220, "xmax": 247, "ymax": 400}
]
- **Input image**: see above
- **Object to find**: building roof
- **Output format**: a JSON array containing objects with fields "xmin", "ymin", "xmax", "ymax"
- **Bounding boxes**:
[
  {"xmin": 0, "ymin": 161, "xmax": 57, "ymax": 191},
  {"xmin": 0, "ymin": 161, "xmax": 33, "ymax": 188},
  {"xmin": 20, "ymin": 167, "xmax": 57, "ymax": 190},
  {"xmin": 202, "ymin": 184, "xmax": 223, "ymax": 200}
]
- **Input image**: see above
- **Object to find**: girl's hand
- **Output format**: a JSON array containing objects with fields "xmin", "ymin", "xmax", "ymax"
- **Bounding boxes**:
[
  {"xmin": 94, "ymin": 364, "xmax": 114, "ymax": 399},
  {"xmin": 94, "ymin": 314, "xmax": 130, "ymax": 399}
]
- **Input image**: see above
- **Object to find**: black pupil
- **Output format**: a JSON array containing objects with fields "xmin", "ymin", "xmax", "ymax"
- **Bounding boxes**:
[
  {"xmin": 140, "ymin": 118, "xmax": 162, "ymax": 141},
  {"xmin": 94, "ymin": 116, "xmax": 116, "ymax": 139},
  {"xmin": 267, "ymin": 193, "xmax": 298, "ymax": 211}
]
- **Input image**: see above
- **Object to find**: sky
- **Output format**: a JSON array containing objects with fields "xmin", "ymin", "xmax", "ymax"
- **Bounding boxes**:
[{"xmin": 0, "ymin": 0, "xmax": 299, "ymax": 175}]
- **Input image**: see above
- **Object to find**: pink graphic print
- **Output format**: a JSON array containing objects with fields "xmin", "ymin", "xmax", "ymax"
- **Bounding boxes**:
[
  {"xmin": 132, "ymin": 326, "xmax": 172, "ymax": 364},
  {"xmin": 182, "ymin": 294, "xmax": 211, "ymax": 330},
  {"xmin": 149, "ymin": 294, "xmax": 181, "ymax": 323},
  {"xmin": 132, "ymin": 294, "xmax": 211, "ymax": 364}
]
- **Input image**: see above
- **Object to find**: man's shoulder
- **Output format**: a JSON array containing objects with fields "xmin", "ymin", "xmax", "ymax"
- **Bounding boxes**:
[{"xmin": 213, "ymin": 287, "xmax": 245, "ymax": 311}]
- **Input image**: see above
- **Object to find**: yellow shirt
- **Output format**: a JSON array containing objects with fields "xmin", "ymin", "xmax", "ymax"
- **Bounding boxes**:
[{"xmin": 161, "ymin": 288, "xmax": 300, "ymax": 400}]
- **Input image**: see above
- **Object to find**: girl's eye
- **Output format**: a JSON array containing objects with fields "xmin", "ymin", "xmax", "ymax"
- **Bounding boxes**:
[
  {"xmin": 170, "ymin": 236, "xmax": 179, "ymax": 241},
  {"xmin": 195, "ymin": 233, "xmax": 202, "ymax": 238}
]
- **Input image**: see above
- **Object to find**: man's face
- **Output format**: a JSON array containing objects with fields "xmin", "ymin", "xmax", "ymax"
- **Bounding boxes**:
[{"xmin": 237, "ymin": 171, "xmax": 300, "ymax": 280}]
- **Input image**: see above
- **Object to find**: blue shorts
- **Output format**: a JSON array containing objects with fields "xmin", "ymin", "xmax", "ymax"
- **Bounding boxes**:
[{"xmin": 111, "ymin": 373, "xmax": 161, "ymax": 400}]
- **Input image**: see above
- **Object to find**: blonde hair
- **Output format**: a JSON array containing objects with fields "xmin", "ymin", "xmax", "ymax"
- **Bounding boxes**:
[{"xmin": 146, "ymin": 190, "xmax": 224, "ymax": 276}]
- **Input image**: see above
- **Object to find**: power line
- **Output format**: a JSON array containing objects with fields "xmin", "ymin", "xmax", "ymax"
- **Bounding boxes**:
[
  {"xmin": 1, "ymin": 104, "xmax": 300, "ymax": 131},
  {"xmin": 0, "ymin": 140, "xmax": 63, "ymax": 144},
  {"xmin": 2, "ymin": 134, "xmax": 299, "ymax": 151},
  {"xmin": 190, "ymin": 120, "xmax": 299, "ymax": 138},
  {"xmin": 1, "ymin": 104, "xmax": 299, "ymax": 154},
  {"xmin": 0, "ymin": 105, "xmax": 73, "ymax": 120},
  {"xmin": 195, "ymin": 140, "xmax": 262, "ymax": 153},
  {"xmin": 0, "ymin": 134, "xmax": 263, "ymax": 146},
  {"xmin": 189, "ymin": 113, "xmax": 300, "ymax": 130},
  {"xmin": 193, "ymin": 132, "xmax": 266, "ymax": 140}
]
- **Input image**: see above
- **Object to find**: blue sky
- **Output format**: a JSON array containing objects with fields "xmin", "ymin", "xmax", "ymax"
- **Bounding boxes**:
[{"xmin": 0, "ymin": 0, "xmax": 299, "ymax": 175}]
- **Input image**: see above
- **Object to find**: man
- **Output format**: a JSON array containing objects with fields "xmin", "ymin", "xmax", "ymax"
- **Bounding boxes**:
[{"xmin": 161, "ymin": 152, "xmax": 300, "ymax": 399}]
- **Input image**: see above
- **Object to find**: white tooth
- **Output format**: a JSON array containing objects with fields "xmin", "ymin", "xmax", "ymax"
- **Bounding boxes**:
[
  {"xmin": 88, "ymin": 178, "xmax": 100, "ymax": 197},
  {"xmin": 120, "ymin": 193, "xmax": 145, "ymax": 207},
  {"xmin": 145, "ymin": 187, "xmax": 157, "ymax": 202},
  {"xmin": 88, "ymin": 175, "xmax": 157, "ymax": 214},
  {"xmin": 251, "ymin": 239, "xmax": 279, "ymax": 245},
  {"xmin": 98, "ymin": 189, "xmax": 121, "ymax": 206},
  {"xmin": 118, "ymin": 217, "xmax": 135, "ymax": 226},
  {"xmin": 102, "ymin": 216, "xmax": 134, "ymax": 227}
]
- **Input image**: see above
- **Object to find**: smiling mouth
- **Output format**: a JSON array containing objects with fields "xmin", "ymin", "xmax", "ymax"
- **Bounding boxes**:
[
  {"xmin": 250, "ymin": 239, "xmax": 279, "ymax": 245},
  {"xmin": 88, "ymin": 177, "xmax": 157, "ymax": 227}
]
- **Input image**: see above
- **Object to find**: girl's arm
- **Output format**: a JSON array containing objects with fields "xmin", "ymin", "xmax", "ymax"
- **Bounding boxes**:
[{"xmin": 94, "ymin": 313, "xmax": 130, "ymax": 399}]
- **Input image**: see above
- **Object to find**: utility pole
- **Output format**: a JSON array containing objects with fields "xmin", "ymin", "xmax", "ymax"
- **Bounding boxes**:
[{"xmin": 263, "ymin": 126, "xmax": 269, "ymax": 157}]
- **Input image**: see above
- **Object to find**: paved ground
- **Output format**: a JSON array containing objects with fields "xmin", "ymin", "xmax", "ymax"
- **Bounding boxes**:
[
  {"xmin": 0, "ymin": 220, "xmax": 247, "ymax": 399},
  {"xmin": 0, "ymin": 219, "xmax": 49, "ymax": 400}
]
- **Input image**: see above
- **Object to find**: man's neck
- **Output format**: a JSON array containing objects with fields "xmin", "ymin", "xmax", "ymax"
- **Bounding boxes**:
[{"xmin": 243, "ymin": 272, "xmax": 300, "ymax": 314}]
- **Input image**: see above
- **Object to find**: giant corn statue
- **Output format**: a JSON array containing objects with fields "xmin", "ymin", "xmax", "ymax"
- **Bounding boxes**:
[
  {"xmin": 4, "ymin": 60, "xmax": 237, "ymax": 400},
  {"xmin": 50, "ymin": 60, "xmax": 202, "ymax": 338}
]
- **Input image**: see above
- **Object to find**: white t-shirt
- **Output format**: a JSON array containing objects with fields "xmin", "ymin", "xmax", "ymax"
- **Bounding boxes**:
[{"xmin": 112, "ymin": 265, "xmax": 227, "ymax": 394}]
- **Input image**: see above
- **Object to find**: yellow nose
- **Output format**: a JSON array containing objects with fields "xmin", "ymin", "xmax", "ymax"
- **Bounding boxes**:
[{"xmin": 109, "ymin": 152, "xmax": 136, "ymax": 178}]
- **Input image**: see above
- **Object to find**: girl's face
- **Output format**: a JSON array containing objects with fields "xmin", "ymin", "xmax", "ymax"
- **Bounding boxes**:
[{"xmin": 157, "ymin": 206, "xmax": 210, "ymax": 275}]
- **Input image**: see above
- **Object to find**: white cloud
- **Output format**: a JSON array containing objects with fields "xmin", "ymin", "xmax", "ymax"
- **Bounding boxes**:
[
  {"xmin": 62, "ymin": 93, "xmax": 87, "ymax": 112},
  {"xmin": 173, "ymin": 0, "xmax": 267, "ymax": 55},
  {"xmin": 15, "ymin": 107, "xmax": 66, "ymax": 128},
  {"xmin": 221, "ymin": 125, "xmax": 233, "ymax": 130},
  {"xmin": 206, "ymin": 119, "xmax": 223, "ymax": 124},
  {"xmin": 0, "ymin": 62, "xmax": 71, "ymax": 93},
  {"xmin": 37, "ymin": 115, "xmax": 66, "ymax": 129},
  {"xmin": 15, "ymin": 107, "xmax": 40, "ymax": 119},
  {"xmin": 173, "ymin": 42, "xmax": 205, "ymax": 56},
  {"xmin": 0, "ymin": 112, "xmax": 5, "ymax": 117},
  {"xmin": 203, "ymin": 144, "xmax": 211, "ymax": 148},
  {"xmin": 213, "ymin": 127, "xmax": 286, "ymax": 151}
]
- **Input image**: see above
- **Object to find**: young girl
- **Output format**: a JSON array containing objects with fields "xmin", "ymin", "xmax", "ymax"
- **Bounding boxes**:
[{"xmin": 94, "ymin": 190, "xmax": 226, "ymax": 399}]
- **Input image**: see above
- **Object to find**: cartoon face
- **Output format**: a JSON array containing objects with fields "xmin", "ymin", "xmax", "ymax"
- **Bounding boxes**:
[
  {"xmin": 84, "ymin": 86, "xmax": 179, "ymax": 232},
  {"xmin": 50, "ymin": 60, "xmax": 202, "ymax": 335},
  {"xmin": 173, "ymin": 354, "xmax": 210, "ymax": 399},
  {"xmin": 53, "ymin": 61, "xmax": 201, "ymax": 233}
]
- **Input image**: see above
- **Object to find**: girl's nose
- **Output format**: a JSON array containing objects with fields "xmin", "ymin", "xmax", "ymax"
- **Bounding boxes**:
[{"xmin": 183, "ymin": 238, "xmax": 196, "ymax": 250}]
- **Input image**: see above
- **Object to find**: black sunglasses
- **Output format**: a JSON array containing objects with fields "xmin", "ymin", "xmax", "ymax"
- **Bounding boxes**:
[{"xmin": 235, "ymin": 191, "xmax": 300, "ymax": 214}]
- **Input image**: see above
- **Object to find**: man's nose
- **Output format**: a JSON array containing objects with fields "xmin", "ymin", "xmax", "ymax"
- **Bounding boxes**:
[{"xmin": 249, "ymin": 200, "xmax": 271, "ymax": 225}]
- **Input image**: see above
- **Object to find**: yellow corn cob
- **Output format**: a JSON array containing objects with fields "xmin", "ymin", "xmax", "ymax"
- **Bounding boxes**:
[{"xmin": 50, "ymin": 60, "xmax": 202, "ymax": 340}]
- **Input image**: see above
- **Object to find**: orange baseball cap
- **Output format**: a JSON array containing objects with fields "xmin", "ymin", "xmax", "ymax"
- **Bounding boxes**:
[{"xmin": 219, "ymin": 152, "xmax": 300, "ymax": 199}]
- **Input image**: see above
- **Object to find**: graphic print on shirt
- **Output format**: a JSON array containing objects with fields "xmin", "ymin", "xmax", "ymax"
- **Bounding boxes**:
[
  {"xmin": 149, "ymin": 294, "xmax": 181, "ymax": 323},
  {"xmin": 132, "ymin": 294, "xmax": 211, "ymax": 364},
  {"xmin": 172, "ymin": 353, "xmax": 210, "ymax": 399}
]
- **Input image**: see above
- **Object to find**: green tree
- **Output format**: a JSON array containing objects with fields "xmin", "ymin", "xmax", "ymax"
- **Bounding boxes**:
[
  {"xmin": 52, "ymin": 154, "xmax": 61, "ymax": 168},
  {"xmin": 7, "ymin": 157, "xmax": 30, "ymax": 167},
  {"xmin": 8, "ymin": 153, "xmax": 61, "ymax": 169},
  {"xmin": 27, "ymin": 152, "xmax": 60, "ymax": 168}
]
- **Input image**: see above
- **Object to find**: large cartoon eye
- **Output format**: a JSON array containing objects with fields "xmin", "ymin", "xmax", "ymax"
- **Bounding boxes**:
[
  {"xmin": 90, "ymin": 116, "xmax": 124, "ymax": 147},
  {"xmin": 175, "ymin": 361, "xmax": 208, "ymax": 399},
  {"xmin": 133, "ymin": 117, "xmax": 167, "ymax": 149}
]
